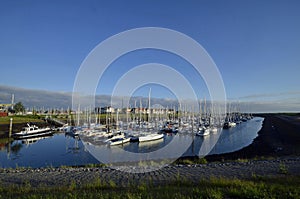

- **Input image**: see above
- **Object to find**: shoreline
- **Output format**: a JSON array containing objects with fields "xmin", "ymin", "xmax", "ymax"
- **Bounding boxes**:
[{"xmin": 204, "ymin": 113, "xmax": 300, "ymax": 162}]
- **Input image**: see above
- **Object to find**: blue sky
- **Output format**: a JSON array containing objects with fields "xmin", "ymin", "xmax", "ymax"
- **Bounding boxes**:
[{"xmin": 0, "ymin": 0, "xmax": 300, "ymax": 110}]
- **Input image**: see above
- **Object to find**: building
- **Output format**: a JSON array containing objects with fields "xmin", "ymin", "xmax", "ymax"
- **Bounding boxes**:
[
  {"xmin": 0, "ymin": 104, "xmax": 12, "ymax": 116},
  {"xmin": 100, "ymin": 106, "xmax": 115, "ymax": 114}
]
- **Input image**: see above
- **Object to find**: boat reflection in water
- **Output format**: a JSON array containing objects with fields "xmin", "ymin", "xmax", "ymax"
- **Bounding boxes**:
[
  {"xmin": 21, "ymin": 135, "xmax": 53, "ymax": 146},
  {"xmin": 138, "ymin": 138, "xmax": 164, "ymax": 147},
  {"xmin": 65, "ymin": 133, "xmax": 80, "ymax": 153},
  {"xmin": 3, "ymin": 134, "xmax": 54, "ymax": 160},
  {"xmin": 133, "ymin": 138, "xmax": 165, "ymax": 153}
]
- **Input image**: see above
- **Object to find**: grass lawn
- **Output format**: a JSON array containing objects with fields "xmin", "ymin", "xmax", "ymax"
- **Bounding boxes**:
[
  {"xmin": 0, "ymin": 115, "xmax": 44, "ymax": 125},
  {"xmin": 0, "ymin": 175, "xmax": 299, "ymax": 199}
]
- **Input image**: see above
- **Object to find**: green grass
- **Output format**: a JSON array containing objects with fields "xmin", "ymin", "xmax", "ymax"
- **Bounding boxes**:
[
  {"xmin": 58, "ymin": 163, "xmax": 108, "ymax": 169},
  {"xmin": 1, "ymin": 176, "xmax": 299, "ymax": 199},
  {"xmin": 176, "ymin": 157, "xmax": 208, "ymax": 165},
  {"xmin": 278, "ymin": 162, "xmax": 288, "ymax": 174},
  {"xmin": 0, "ymin": 115, "xmax": 44, "ymax": 125}
]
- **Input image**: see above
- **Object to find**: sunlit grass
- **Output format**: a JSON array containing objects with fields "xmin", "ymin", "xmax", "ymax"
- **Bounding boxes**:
[
  {"xmin": 1, "ymin": 175, "xmax": 299, "ymax": 199},
  {"xmin": 0, "ymin": 115, "xmax": 44, "ymax": 125}
]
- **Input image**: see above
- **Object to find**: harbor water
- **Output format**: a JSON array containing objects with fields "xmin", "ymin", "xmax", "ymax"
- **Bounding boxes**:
[{"xmin": 0, "ymin": 117, "xmax": 263, "ymax": 168}]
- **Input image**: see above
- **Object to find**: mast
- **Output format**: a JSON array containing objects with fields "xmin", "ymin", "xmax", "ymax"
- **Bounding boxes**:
[
  {"xmin": 148, "ymin": 87, "xmax": 151, "ymax": 123},
  {"xmin": 11, "ymin": 94, "xmax": 14, "ymax": 110},
  {"xmin": 116, "ymin": 108, "xmax": 119, "ymax": 130},
  {"xmin": 77, "ymin": 104, "xmax": 80, "ymax": 126},
  {"xmin": 139, "ymin": 98, "xmax": 142, "ymax": 132}
]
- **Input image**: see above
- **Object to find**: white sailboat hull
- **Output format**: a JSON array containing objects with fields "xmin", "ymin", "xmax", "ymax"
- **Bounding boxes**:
[
  {"xmin": 109, "ymin": 137, "xmax": 131, "ymax": 146},
  {"xmin": 139, "ymin": 133, "xmax": 164, "ymax": 142}
]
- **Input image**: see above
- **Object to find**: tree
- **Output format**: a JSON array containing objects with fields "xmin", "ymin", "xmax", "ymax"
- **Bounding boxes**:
[{"xmin": 14, "ymin": 102, "xmax": 25, "ymax": 113}]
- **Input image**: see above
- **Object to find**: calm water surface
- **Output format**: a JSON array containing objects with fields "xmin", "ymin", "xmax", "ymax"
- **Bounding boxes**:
[{"xmin": 0, "ymin": 117, "xmax": 263, "ymax": 168}]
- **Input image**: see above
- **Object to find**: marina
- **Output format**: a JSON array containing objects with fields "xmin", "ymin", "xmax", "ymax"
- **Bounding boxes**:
[
  {"xmin": 0, "ymin": 1, "xmax": 299, "ymax": 197},
  {"xmin": 0, "ymin": 117, "xmax": 263, "ymax": 168}
]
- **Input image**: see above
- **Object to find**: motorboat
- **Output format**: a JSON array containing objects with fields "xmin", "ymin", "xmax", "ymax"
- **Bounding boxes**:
[{"xmin": 13, "ymin": 123, "xmax": 52, "ymax": 139}]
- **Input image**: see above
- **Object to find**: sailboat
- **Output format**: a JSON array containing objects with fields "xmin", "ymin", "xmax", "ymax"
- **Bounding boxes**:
[
  {"xmin": 138, "ymin": 88, "xmax": 164, "ymax": 142},
  {"xmin": 196, "ymin": 98, "xmax": 211, "ymax": 136},
  {"xmin": 209, "ymin": 104, "xmax": 218, "ymax": 133},
  {"xmin": 139, "ymin": 133, "xmax": 164, "ymax": 142},
  {"xmin": 108, "ymin": 136, "xmax": 131, "ymax": 146}
]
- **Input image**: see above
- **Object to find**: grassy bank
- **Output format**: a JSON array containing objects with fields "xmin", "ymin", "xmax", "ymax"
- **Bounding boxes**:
[
  {"xmin": 0, "ymin": 115, "xmax": 44, "ymax": 125},
  {"xmin": 0, "ymin": 115, "xmax": 47, "ymax": 138},
  {"xmin": 0, "ymin": 176, "xmax": 299, "ymax": 199}
]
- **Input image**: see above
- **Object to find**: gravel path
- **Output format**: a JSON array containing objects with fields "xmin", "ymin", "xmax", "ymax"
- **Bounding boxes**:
[{"xmin": 1, "ymin": 156, "xmax": 299, "ymax": 187}]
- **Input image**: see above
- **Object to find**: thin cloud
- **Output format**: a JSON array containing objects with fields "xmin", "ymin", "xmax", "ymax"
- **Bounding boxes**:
[
  {"xmin": 1, "ymin": 85, "xmax": 300, "ymax": 113},
  {"xmin": 239, "ymin": 91, "xmax": 300, "ymax": 99}
]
